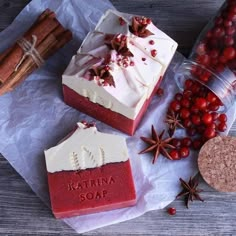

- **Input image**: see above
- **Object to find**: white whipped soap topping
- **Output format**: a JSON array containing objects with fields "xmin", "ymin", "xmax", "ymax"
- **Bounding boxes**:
[
  {"xmin": 62, "ymin": 10, "xmax": 177, "ymax": 119},
  {"xmin": 44, "ymin": 122, "xmax": 129, "ymax": 173}
]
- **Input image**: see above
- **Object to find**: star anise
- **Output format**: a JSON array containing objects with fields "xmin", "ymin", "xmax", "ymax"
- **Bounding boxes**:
[
  {"xmin": 89, "ymin": 65, "xmax": 115, "ymax": 87},
  {"xmin": 105, "ymin": 34, "xmax": 133, "ymax": 57},
  {"xmin": 139, "ymin": 125, "xmax": 175, "ymax": 164},
  {"xmin": 165, "ymin": 111, "xmax": 184, "ymax": 137},
  {"xmin": 129, "ymin": 16, "xmax": 154, "ymax": 38},
  {"xmin": 176, "ymin": 176, "xmax": 204, "ymax": 208}
]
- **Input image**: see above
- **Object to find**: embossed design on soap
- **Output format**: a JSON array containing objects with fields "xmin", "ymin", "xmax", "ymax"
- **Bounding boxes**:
[
  {"xmin": 82, "ymin": 146, "xmax": 99, "ymax": 167},
  {"xmin": 70, "ymin": 151, "xmax": 81, "ymax": 171},
  {"xmin": 99, "ymin": 147, "xmax": 105, "ymax": 165}
]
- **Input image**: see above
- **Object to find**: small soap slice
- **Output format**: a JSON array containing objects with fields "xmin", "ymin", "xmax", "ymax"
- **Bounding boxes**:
[
  {"xmin": 44, "ymin": 122, "xmax": 136, "ymax": 218},
  {"xmin": 198, "ymin": 136, "xmax": 236, "ymax": 192}
]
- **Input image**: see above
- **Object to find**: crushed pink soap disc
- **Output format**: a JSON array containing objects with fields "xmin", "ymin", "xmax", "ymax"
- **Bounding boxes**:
[{"xmin": 198, "ymin": 136, "xmax": 236, "ymax": 192}]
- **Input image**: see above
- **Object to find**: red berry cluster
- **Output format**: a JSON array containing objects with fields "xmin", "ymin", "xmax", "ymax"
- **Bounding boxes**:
[
  {"xmin": 167, "ymin": 79, "xmax": 228, "ymax": 155},
  {"xmin": 169, "ymin": 137, "xmax": 192, "ymax": 160},
  {"xmin": 194, "ymin": 0, "xmax": 236, "ymax": 77}
]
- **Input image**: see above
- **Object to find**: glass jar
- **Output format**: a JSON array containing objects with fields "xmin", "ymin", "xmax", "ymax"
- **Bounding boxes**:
[{"xmin": 175, "ymin": 0, "xmax": 236, "ymax": 112}]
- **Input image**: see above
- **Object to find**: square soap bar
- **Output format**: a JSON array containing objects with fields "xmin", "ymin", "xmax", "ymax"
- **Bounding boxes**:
[
  {"xmin": 62, "ymin": 10, "xmax": 177, "ymax": 135},
  {"xmin": 45, "ymin": 122, "xmax": 136, "ymax": 218}
]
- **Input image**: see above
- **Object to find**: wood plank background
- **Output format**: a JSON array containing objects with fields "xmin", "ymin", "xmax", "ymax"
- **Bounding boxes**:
[{"xmin": 0, "ymin": 0, "xmax": 236, "ymax": 235}]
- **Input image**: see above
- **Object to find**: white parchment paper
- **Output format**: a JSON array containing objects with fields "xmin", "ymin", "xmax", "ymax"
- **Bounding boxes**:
[{"xmin": 0, "ymin": 0, "xmax": 236, "ymax": 234}]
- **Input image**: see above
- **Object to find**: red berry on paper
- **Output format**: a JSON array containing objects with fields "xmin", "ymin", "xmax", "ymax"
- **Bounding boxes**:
[
  {"xmin": 169, "ymin": 150, "xmax": 180, "ymax": 160},
  {"xmin": 167, "ymin": 207, "xmax": 176, "ymax": 215},
  {"xmin": 217, "ymin": 122, "xmax": 227, "ymax": 132},
  {"xmin": 179, "ymin": 147, "xmax": 190, "ymax": 158},
  {"xmin": 218, "ymin": 113, "xmax": 227, "ymax": 122},
  {"xmin": 204, "ymin": 127, "xmax": 216, "ymax": 139},
  {"xmin": 181, "ymin": 137, "xmax": 192, "ymax": 147}
]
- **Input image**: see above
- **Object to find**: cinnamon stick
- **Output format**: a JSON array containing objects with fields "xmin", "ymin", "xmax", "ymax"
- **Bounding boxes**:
[
  {"xmin": 0, "ymin": 28, "xmax": 72, "ymax": 94},
  {"xmin": 0, "ymin": 9, "xmax": 72, "ymax": 95},
  {"xmin": 0, "ymin": 9, "xmax": 54, "ymax": 64},
  {"xmin": 0, "ymin": 9, "xmax": 60, "ymax": 84}
]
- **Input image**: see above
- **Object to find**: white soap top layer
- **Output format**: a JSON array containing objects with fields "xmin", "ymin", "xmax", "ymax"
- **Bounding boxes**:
[
  {"xmin": 62, "ymin": 10, "xmax": 178, "ymax": 119},
  {"xmin": 44, "ymin": 123, "xmax": 129, "ymax": 173}
]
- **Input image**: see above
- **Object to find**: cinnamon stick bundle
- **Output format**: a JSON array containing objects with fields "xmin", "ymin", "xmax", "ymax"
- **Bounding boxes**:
[{"xmin": 0, "ymin": 9, "xmax": 72, "ymax": 95}]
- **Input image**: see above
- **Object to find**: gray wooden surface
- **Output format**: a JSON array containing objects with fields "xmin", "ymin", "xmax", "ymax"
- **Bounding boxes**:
[{"xmin": 1, "ymin": 0, "xmax": 236, "ymax": 235}]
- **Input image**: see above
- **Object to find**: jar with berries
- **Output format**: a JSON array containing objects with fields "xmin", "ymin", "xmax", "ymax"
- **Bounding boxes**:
[
  {"xmin": 175, "ymin": 0, "xmax": 236, "ymax": 112},
  {"xmin": 169, "ymin": 0, "xmax": 236, "ymax": 151}
]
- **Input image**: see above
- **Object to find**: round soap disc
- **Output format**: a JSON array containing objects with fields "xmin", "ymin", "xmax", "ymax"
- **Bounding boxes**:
[{"xmin": 198, "ymin": 136, "xmax": 236, "ymax": 192}]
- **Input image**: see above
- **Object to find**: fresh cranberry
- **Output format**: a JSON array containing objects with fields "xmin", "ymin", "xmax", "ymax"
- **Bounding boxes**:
[
  {"xmin": 207, "ymin": 92, "xmax": 218, "ymax": 104},
  {"xmin": 180, "ymin": 108, "xmax": 190, "ymax": 119},
  {"xmin": 196, "ymin": 54, "xmax": 210, "ymax": 66},
  {"xmin": 174, "ymin": 93, "xmax": 183, "ymax": 101},
  {"xmin": 211, "ymin": 112, "xmax": 220, "ymax": 120},
  {"xmin": 183, "ymin": 119, "xmax": 193, "ymax": 128},
  {"xmin": 191, "ymin": 106, "xmax": 200, "ymax": 115},
  {"xmin": 212, "ymin": 26, "xmax": 225, "ymax": 38},
  {"xmin": 204, "ymin": 127, "xmax": 216, "ymax": 139},
  {"xmin": 224, "ymin": 35, "xmax": 234, "ymax": 46},
  {"xmin": 191, "ymin": 115, "xmax": 201, "ymax": 125},
  {"xmin": 179, "ymin": 147, "xmax": 190, "ymax": 158},
  {"xmin": 225, "ymin": 26, "xmax": 236, "ymax": 35},
  {"xmin": 181, "ymin": 137, "xmax": 192, "ymax": 147},
  {"xmin": 223, "ymin": 19, "xmax": 233, "ymax": 27},
  {"xmin": 208, "ymin": 103, "xmax": 220, "ymax": 111},
  {"xmin": 183, "ymin": 90, "xmax": 193, "ymax": 99},
  {"xmin": 170, "ymin": 100, "xmax": 181, "ymax": 112},
  {"xmin": 171, "ymin": 138, "xmax": 182, "ymax": 148},
  {"xmin": 167, "ymin": 207, "xmax": 176, "ymax": 215},
  {"xmin": 195, "ymin": 98, "xmax": 207, "ymax": 110},
  {"xmin": 223, "ymin": 47, "xmax": 236, "ymax": 60},
  {"xmin": 218, "ymin": 113, "xmax": 227, "ymax": 122},
  {"xmin": 199, "ymin": 72, "xmax": 210, "ymax": 82},
  {"xmin": 227, "ymin": 11, "xmax": 236, "ymax": 21},
  {"xmin": 219, "ymin": 55, "xmax": 227, "ymax": 64},
  {"xmin": 184, "ymin": 79, "xmax": 194, "ymax": 89},
  {"xmin": 181, "ymin": 98, "xmax": 191, "ymax": 108},
  {"xmin": 208, "ymin": 123, "xmax": 216, "ymax": 130},
  {"xmin": 209, "ymin": 49, "xmax": 219, "ymax": 58},
  {"xmin": 190, "ymin": 83, "xmax": 201, "ymax": 93},
  {"xmin": 196, "ymin": 43, "xmax": 207, "ymax": 55},
  {"xmin": 169, "ymin": 150, "xmax": 180, "ymax": 160},
  {"xmin": 217, "ymin": 122, "xmax": 227, "ymax": 132},
  {"xmin": 202, "ymin": 112, "xmax": 213, "ymax": 125}
]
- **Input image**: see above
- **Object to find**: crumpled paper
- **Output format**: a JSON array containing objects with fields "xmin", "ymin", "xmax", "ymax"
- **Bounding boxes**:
[{"xmin": 0, "ymin": 0, "xmax": 236, "ymax": 234}]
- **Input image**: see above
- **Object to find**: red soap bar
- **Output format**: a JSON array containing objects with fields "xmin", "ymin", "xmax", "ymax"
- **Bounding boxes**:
[
  {"xmin": 48, "ymin": 160, "xmax": 136, "ymax": 218},
  {"xmin": 63, "ymin": 76, "xmax": 162, "ymax": 136}
]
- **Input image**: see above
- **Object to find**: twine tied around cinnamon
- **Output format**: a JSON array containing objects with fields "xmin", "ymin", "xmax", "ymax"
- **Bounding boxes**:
[{"xmin": 15, "ymin": 35, "xmax": 44, "ymax": 71}]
